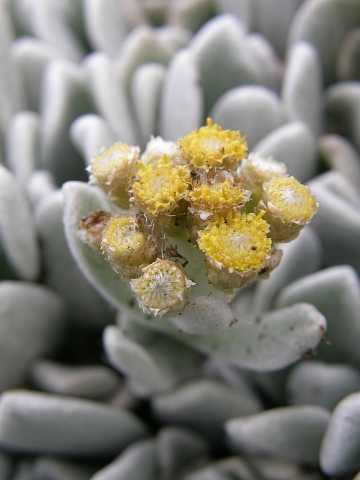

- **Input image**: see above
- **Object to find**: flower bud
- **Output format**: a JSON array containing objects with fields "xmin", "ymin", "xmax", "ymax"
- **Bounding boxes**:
[{"xmin": 79, "ymin": 210, "xmax": 112, "ymax": 251}]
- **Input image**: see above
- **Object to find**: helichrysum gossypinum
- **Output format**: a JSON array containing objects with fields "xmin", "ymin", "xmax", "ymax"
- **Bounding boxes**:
[{"xmin": 80, "ymin": 119, "xmax": 318, "ymax": 317}]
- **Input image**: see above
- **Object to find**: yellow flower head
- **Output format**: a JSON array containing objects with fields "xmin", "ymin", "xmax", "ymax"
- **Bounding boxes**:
[
  {"xmin": 187, "ymin": 179, "xmax": 250, "ymax": 214},
  {"xmin": 130, "ymin": 258, "xmax": 195, "ymax": 317},
  {"xmin": 88, "ymin": 142, "xmax": 140, "ymax": 209},
  {"xmin": 198, "ymin": 210, "xmax": 272, "ymax": 273},
  {"xmin": 131, "ymin": 154, "xmax": 191, "ymax": 216},
  {"xmin": 101, "ymin": 214, "xmax": 158, "ymax": 279},
  {"xmin": 262, "ymin": 176, "xmax": 318, "ymax": 225},
  {"xmin": 177, "ymin": 118, "xmax": 248, "ymax": 171}
]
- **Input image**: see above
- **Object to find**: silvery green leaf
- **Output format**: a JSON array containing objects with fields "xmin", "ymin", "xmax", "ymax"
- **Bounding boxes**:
[
  {"xmin": 156, "ymin": 25, "xmax": 193, "ymax": 52},
  {"xmin": 11, "ymin": 37, "xmax": 63, "ymax": 111},
  {"xmin": 249, "ymin": 227, "xmax": 322, "ymax": 314},
  {"xmin": 83, "ymin": 0, "xmax": 131, "ymax": 57},
  {"xmin": 310, "ymin": 171, "xmax": 360, "ymax": 209},
  {"xmin": 104, "ymin": 325, "xmax": 204, "ymax": 396},
  {"xmin": 337, "ymin": 28, "xmax": 360, "ymax": 81},
  {"xmin": 35, "ymin": 188, "xmax": 114, "ymax": 329},
  {"xmin": 320, "ymin": 392, "xmax": 360, "ymax": 475},
  {"xmin": 32, "ymin": 456, "xmax": 97, "ymax": 480},
  {"xmin": 156, "ymin": 427, "xmax": 209, "ymax": 480},
  {"xmin": 183, "ymin": 458, "xmax": 253, "ymax": 480},
  {"xmin": 6, "ymin": 111, "xmax": 40, "ymax": 186},
  {"xmin": 152, "ymin": 378, "xmax": 262, "ymax": 442},
  {"xmin": 210, "ymin": 85, "xmax": 283, "ymax": 150},
  {"xmin": 214, "ymin": 0, "xmax": 254, "ymax": 29},
  {"xmin": 0, "ymin": 281, "xmax": 66, "ymax": 392},
  {"xmin": 286, "ymin": 361, "xmax": 360, "ymax": 411},
  {"xmin": 70, "ymin": 114, "xmax": 117, "ymax": 166},
  {"xmin": 253, "ymin": 121, "xmax": 317, "ymax": 182},
  {"xmin": 84, "ymin": 52, "xmax": 136, "ymax": 145},
  {"xmin": 288, "ymin": 0, "xmax": 360, "ymax": 84},
  {"xmin": 281, "ymin": 42, "xmax": 323, "ymax": 137},
  {"xmin": 248, "ymin": 457, "xmax": 321, "ymax": 480},
  {"xmin": 167, "ymin": 0, "xmax": 216, "ymax": 33},
  {"xmin": 90, "ymin": 438, "xmax": 158, "ymax": 480},
  {"xmin": 225, "ymin": 405, "xmax": 331, "ymax": 466},
  {"xmin": 40, "ymin": 59, "xmax": 93, "ymax": 184},
  {"xmin": 255, "ymin": 0, "xmax": 305, "ymax": 56},
  {"xmin": 30, "ymin": 359, "xmax": 122, "ymax": 400},
  {"xmin": 190, "ymin": 14, "xmax": 259, "ymax": 114},
  {"xmin": 0, "ymin": 390, "xmax": 147, "ymax": 456},
  {"xmin": 305, "ymin": 181, "xmax": 360, "ymax": 271},
  {"xmin": 245, "ymin": 33, "xmax": 279, "ymax": 91},
  {"xmin": 131, "ymin": 62, "xmax": 166, "ymax": 146},
  {"xmin": 0, "ymin": 165, "xmax": 40, "ymax": 280},
  {"xmin": 159, "ymin": 48, "xmax": 203, "ymax": 141},
  {"xmin": 318, "ymin": 134, "xmax": 360, "ymax": 190},
  {"xmin": 326, "ymin": 81, "xmax": 360, "ymax": 150},
  {"xmin": 276, "ymin": 265, "xmax": 360, "ymax": 367},
  {"xmin": 0, "ymin": 4, "xmax": 24, "ymax": 131},
  {"xmin": 25, "ymin": 169, "xmax": 57, "ymax": 208},
  {"xmin": 12, "ymin": 0, "xmax": 85, "ymax": 62},
  {"xmin": 115, "ymin": 25, "xmax": 173, "ymax": 93}
]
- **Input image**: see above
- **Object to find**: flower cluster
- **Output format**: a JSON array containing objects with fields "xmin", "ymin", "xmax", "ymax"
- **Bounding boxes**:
[{"xmin": 79, "ymin": 119, "xmax": 318, "ymax": 316}]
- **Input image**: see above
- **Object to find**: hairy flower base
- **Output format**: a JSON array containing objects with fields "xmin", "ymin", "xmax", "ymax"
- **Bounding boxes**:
[
  {"xmin": 260, "ymin": 176, "xmax": 319, "ymax": 242},
  {"xmin": 130, "ymin": 259, "xmax": 195, "ymax": 317},
  {"xmin": 101, "ymin": 215, "xmax": 159, "ymax": 281},
  {"xmin": 88, "ymin": 142, "xmax": 140, "ymax": 209}
]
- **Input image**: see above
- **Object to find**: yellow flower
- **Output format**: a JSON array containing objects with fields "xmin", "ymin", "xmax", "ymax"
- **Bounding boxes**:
[
  {"xmin": 131, "ymin": 154, "xmax": 191, "ymax": 217},
  {"xmin": 187, "ymin": 178, "xmax": 250, "ymax": 215},
  {"xmin": 260, "ymin": 176, "xmax": 318, "ymax": 242},
  {"xmin": 130, "ymin": 258, "xmax": 195, "ymax": 317},
  {"xmin": 101, "ymin": 214, "xmax": 158, "ymax": 280},
  {"xmin": 88, "ymin": 142, "xmax": 140, "ymax": 209},
  {"xmin": 177, "ymin": 118, "xmax": 248, "ymax": 171}
]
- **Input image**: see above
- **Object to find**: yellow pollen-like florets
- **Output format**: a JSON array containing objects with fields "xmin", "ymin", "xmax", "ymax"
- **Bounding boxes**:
[
  {"xmin": 131, "ymin": 154, "xmax": 191, "ymax": 216},
  {"xmin": 101, "ymin": 214, "xmax": 158, "ymax": 280},
  {"xmin": 88, "ymin": 142, "xmax": 140, "ymax": 209},
  {"xmin": 177, "ymin": 118, "xmax": 248, "ymax": 171},
  {"xmin": 130, "ymin": 258, "xmax": 195, "ymax": 317},
  {"xmin": 188, "ymin": 179, "xmax": 250, "ymax": 213},
  {"xmin": 262, "ymin": 176, "xmax": 318, "ymax": 225},
  {"xmin": 198, "ymin": 210, "xmax": 272, "ymax": 273}
]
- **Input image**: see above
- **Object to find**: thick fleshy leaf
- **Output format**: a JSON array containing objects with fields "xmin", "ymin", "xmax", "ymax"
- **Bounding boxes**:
[
  {"xmin": 253, "ymin": 121, "xmax": 317, "ymax": 182},
  {"xmin": 288, "ymin": 0, "xmax": 360, "ymax": 84},
  {"xmin": 305, "ymin": 181, "xmax": 360, "ymax": 272},
  {"xmin": 318, "ymin": 134, "xmax": 360, "ymax": 190},
  {"xmin": 226, "ymin": 406, "xmax": 331, "ymax": 466},
  {"xmin": 159, "ymin": 48, "xmax": 203, "ymax": 141},
  {"xmin": 286, "ymin": 361, "xmax": 360, "ymax": 411},
  {"xmin": 0, "ymin": 390, "xmax": 147, "ymax": 456},
  {"xmin": 250, "ymin": 227, "xmax": 322, "ymax": 314},
  {"xmin": 30, "ymin": 360, "xmax": 122, "ymax": 400},
  {"xmin": 90, "ymin": 439, "xmax": 158, "ymax": 480},
  {"xmin": 167, "ymin": 0, "xmax": 216, "ymax": 33},
  {"xmin": 211, "ymin": 85, "xmax": 283, "ymax": 149},
  {"xmin": 337, "ymin": 28, "xmax": 360, "ymax": 81},
  {"xmin": 104, "ymin": 325, "xmax": 204, "ymax": 396},
  {"xmin": 35, "ymin": 189, "xmax": 114, "ymax": 329},
  {"xmin": 70, "ymin": 114, "xmax": 117, "ymax": 166},
  {"xmin": 32, "ymin": 457, "xmax": 97, "ymax": 480},
  {"xmin": 131, "ymin": 62, "xmax": 166, "ymax": 146},
  {"xmin": 320, "ymin": 392, "xmax": 360, "ymax": 475},
  {"xmin": 190, "ymin": 14, "xmax": 259, "ymax": 114},
  {"xmin": 152, "ymin": 378, "xmax": 262, "ymax": 442},
  {"xmin": 0, "ymin": 165, "xmax": 40, "ymax": 280},
  {"xmin": 277, "ymin": 265, "xmax": 360, "ymax": 367},
  {"xmin": 40, "ymin": 59, "xmax": 93, "ymax": 184},
  {"xmin": 0, "ymin": 281, "xmax": 66, "ymax": 392},
  {"xmin": 245, "ymin": 33, "xmax": 279, "ymax": 91},
  {"xmin": 281, "ymin": 42, "xmax": 323, "ymax": 137}
]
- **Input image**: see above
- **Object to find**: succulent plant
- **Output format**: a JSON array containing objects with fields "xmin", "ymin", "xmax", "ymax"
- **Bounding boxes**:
[{"xmin": 1, "ymin": 0, "xmax": 360, "ymax": 478}]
